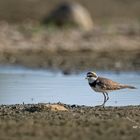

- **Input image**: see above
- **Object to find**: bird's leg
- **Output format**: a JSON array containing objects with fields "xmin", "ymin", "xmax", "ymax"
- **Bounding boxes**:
[
  {"xmin": 105, "ymin": 92, "xmax": 109, "ymax": 101},
  {"xmin": 102, "ymin": 92, "xmax": 107, "ymax": 107},
  {"xmin": 96, "ymin": 92, "xmax": 107, "ymax": 107}
]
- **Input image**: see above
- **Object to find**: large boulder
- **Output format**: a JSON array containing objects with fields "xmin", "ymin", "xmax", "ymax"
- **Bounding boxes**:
[{"xmin": 42, "ymin": 2, "xmax": 94, "ymax": 31}]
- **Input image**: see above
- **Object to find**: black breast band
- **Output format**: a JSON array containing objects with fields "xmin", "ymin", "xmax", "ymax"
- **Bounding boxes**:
[{"xmin": 89, "ymin": 80, "xmax": 97, "ymax": 87}]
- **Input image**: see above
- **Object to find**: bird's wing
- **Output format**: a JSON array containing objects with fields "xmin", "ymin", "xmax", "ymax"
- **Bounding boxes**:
[{"xmin": 97, "ymin": 77, "xmax": 122, "ymax": 90}]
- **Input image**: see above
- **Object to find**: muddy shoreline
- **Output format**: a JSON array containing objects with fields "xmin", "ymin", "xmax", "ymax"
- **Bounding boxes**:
[
  {"xmin": 0, "ymin": 23, "xmax": 140, "ymax": 73},
  {"xmin": 0, "ymin": 103, "xmax": 140, "ymax": 140},
  {"xmin": 1, "ymin": 48, "xmax": 140, "ymax": 73}
]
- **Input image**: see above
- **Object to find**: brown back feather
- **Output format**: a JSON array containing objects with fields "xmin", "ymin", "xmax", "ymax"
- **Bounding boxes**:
[{"xmin": 97, "ymin": 77, "xmax": 136, "ymax": 90}]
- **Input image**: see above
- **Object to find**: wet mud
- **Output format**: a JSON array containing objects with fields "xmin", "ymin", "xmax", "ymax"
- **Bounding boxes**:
[{"xmin": 0, "ymin": 104, "xmax": 140, "ymax": 140}]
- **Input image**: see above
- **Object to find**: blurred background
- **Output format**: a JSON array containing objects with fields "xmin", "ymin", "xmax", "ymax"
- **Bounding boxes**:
[
  {"xmin": 0, "ymin": 0, "xmax": 140, "ymax": 106},
  {"xmin": 0, "ymin": 0, "xmax": 139, "ymax": 73},
  {"xmin": 0, "ymin": 0, "xmax": 140, "ymax": 24}
]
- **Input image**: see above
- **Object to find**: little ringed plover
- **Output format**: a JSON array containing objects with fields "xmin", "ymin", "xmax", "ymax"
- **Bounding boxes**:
[{"xmin": 86, "ymin": 71, "xmax": 136, "ymax": 107}]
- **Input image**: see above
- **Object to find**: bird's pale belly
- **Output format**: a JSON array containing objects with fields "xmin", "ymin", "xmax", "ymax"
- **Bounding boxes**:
[
  {"xmin": 91, "ymin": 86, "xmax": 103, "ymax": 92},
  {"xmin": 91, "ymin": 85, "xmax": 111, "ymax": 93}
]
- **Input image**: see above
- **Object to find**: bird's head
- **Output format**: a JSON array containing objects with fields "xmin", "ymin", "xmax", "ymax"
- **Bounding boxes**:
[{"xmin": 85, "ymin": 71, "xmax": 98, "ymax": 83}]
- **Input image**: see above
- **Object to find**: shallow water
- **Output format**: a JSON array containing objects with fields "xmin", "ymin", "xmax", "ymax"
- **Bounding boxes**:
[{"xmin": 0, "ymin": 66, "xmax": 139, "ymax": 106}]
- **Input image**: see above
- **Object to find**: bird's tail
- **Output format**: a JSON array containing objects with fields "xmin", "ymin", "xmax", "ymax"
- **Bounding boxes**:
[{"xmin": 120, "ymin": 85, "xmax": 137, "ymax": 89}]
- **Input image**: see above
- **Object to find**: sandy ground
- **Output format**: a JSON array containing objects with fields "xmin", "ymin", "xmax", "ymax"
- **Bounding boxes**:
[{"xmin": 0, "ymin": 103, "xmax": 140, "ymax": 140}]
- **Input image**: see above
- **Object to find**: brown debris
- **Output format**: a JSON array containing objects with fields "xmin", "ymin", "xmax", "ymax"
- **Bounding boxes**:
[{"xmin": 41, "ymin": 104, "xmax": 68, "ymax": 111}]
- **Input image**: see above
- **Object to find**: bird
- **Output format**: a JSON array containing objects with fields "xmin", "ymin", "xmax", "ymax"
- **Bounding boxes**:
[{"xmin": 85, "ymin": 71, "xmax": 136, "ymax": 107}]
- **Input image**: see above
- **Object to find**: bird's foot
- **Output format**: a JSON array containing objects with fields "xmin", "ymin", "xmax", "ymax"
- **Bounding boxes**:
[{"xmin": 95, "ymin": 104, "xmax": 105, "ymax": 108}]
